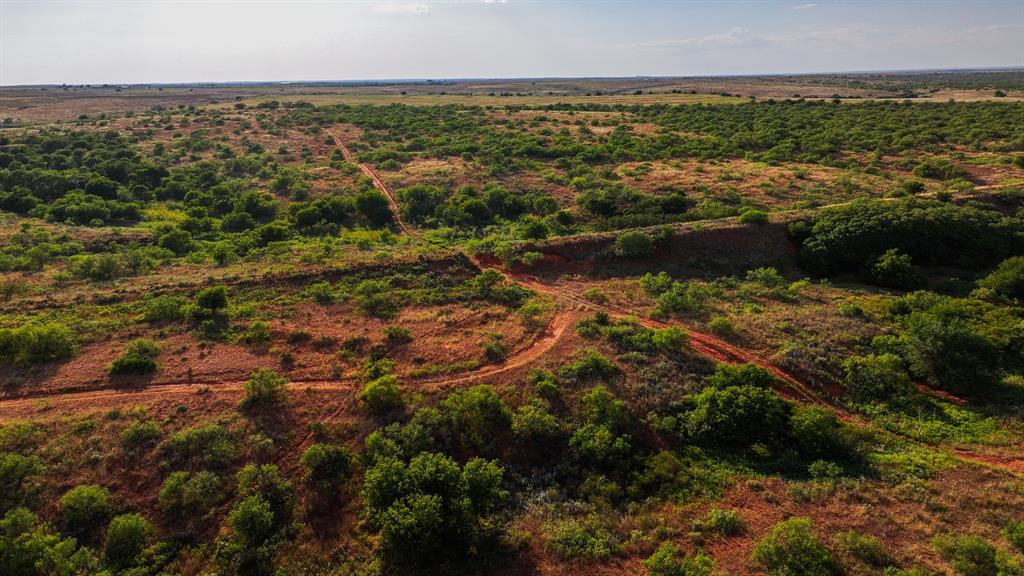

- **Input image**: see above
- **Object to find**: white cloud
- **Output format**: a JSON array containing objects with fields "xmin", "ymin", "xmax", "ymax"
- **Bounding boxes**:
[
  {"xmin": 374, "ymin": 3, "xmax": 430, "ymax": 14},
  {"xmin": 793, "ymin": 3, "xmax": 817, "ymax": 10}
]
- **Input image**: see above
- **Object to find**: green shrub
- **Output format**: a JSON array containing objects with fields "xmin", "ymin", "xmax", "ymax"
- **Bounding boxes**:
[
  {"xmin": 363, "ymin": 453, "xmax": 506, "ymax": 568},
  {"xmin": 693, "ymin": 508, "xmax": 744, "ymax": 536},
  {"xmin": 384, "ymin": 325, "xmax": 412, "ymax": 345},
  {"xmin": 235, "ymin": 463, "xmax": 296, "ymax": 536},
  {"xmin": 241, "ymin": 368, "xmax": 287, "ymax": 407},
  {"xmin": 870, "ymin": 248, "xmax": 924, "ymax": 289},
  {"xmin": 933, "ymin": 534, "xmax": 998, "ymax": 576},
  {"xmin": 511, "ymin": 399, "xmax": 561, "ymax": 441},
  {"xmin": 653, "ymin": 326, "xmax": 689, "ymax": 353},
  {"xmin": 1005, "ymin": 521, "xmax": 1024, "ymax": 554},
  {"xmin": 705, "ymin": 362, "xmax": 777, "ymax": 389},
  {"xmin": 228, "ymin": 494, "xmax": 275, "ymax": 547},
  {"xmin": 707, "ymin": 316, "xmax": 735, "ymax": 337},
  {"xmin": 789, "ymin": 406, "xmax": 843, "ymax": 458},
  {"xmin": 158, "ymin": 471, "xmax": 225, "ymax": 525},
  {"xmin": 109, "ymin": 339, "xmax": 160, "ymax": 375},
  {"xmin": 570, "ymin": 423, "xmax": 632, "ymax": 469},
  {"xmin": 842, "ymin": 353, "xmax": 911, "ymax": 401},
  {"xmin": 0, "ymin": 323, "xmax": 75, "ymax": 366},
  {"xmin": 978, "ymin": 256, "xmax": 1024, "ymax": 300},
  {"xmin": 239, "ymin": 321, "xmax": 272, "ymax": 345},
  {"xmin": 751, "ymin": 517, "xmax": 839, "ymax": 576},
  {"xmin": 739, "ymin": 209, "xmax": 769, "ymax": 224},
  {"xmin": 360, "ymin": 374, "xmax": 405, "ymax": 415},
  {"xmin": 562, "ymin": 349, "xmax": 619, "ymax": 382},
  {"xmin": 904, "ymin": 313, "xmax": 1000, "ymax": 393},
  {"xmin": 195, "ymin": 285, "xmax": 229, "ymax": 315},
  {"xmin": 301, "ymin": 443, "xmax": 354, "ymax": 490},
  {"xmin": 643, "ymin": 541, "xmax": 715, "ymax": 576},
  {"xmin": 105, "ymin": 513, "xmax": 153, "ymax": 568},
  {"xmin": 550, "ymin": 516, "xmax": 617, "ymax": 561},
  {"xmin": 0, "ymin": 507, "xmax": 99, "ymax": 575},
  {"xmin": 0, "ymin": 452, "xmax": 43, "ymax": 513},
  {"xmin": 121, "ymin": 420, "xmax": 161, "ymax": 449},
  {"xmin": 614, "ymin": 231, "xmax": 655, "ymax": 258},
  {"xmin": 162, "ymin": 424, "xmax": 235, "ymax": 469},
  {"xmin": 59, "ymin": 485, "xmax": 110, "ymax": 539},
  {"xmin": 143, "ymin": 295, "xmax": 189, "ymax": 323},
  {"xmin": 835, "ymin": 530, "xmax": 890, "ymax": 568}
]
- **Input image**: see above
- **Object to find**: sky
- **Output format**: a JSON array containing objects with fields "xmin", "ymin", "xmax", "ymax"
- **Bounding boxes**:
[{"xmin": 1, "ymin": 0, "xmax": 1022, "ymax": 85}]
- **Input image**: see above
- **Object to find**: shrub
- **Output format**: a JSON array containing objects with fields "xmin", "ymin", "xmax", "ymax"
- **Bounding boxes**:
[
  {"xmin": 363, "ymin": 453, "xmax": 506, "ymax": 568},
  {"xmin": 229, "ymin": 494, "xmax": 275, "ymax": 547},
  {"xmin": 235, "ymin": 464, "xmax": 296, "ymax": 535},
  {"xmin": 120, "ymin": 420, "xmax": 161, "ymax": 450},
  {"xmin": 653, "ymin": 326, "xmax": 689, "ymax": 353},
  {"xmin": 739, "ymin": 209, "xmax": 769, "ymax": 224},
  {"xmin": 0, "ymin": 452, "xmax": 43, "ymax": 512},
  {"xmin": 241, "ymin": 368, "xmax": 288, "ymax": 407},
  {"xmin": 705, "ymin": 362, "xmax": 777, "ymax": 390},
  {"xmin": 158, "ymin": 471, "xmax": 225, "ymax": 524},
  {"xmin": 384, "ymin": 325, "xmax": 412, "ymax": 345},
  {"xmin": 109, "ymin": 339, "xmax": 160, "ymax": 375},
  {"xmin": 360, "ymin": 374, "xmax": 404, "ymax": 415},
  {"xmin": 644, "ymin": 541, "xmax": 715, "ymax": 576},
  {"xmin": 904, "ymin": 313, "xmax": 1000, "ymax": 393},
  {"xmin": 157, "ymin": 228, "xmax": 194, "ymax": 256},
  {"xmin": 870, "ymin": 248, "xmax": 924, "ymax": 289},
  {"xmin": 707, "ymin": 316, "xmax": 735, "ymax": 337},
  {"xmin": 195, "ymin": 285, "xmax": 229, "ymax": 315},
  {"xmin": 105, "ymin": 513, "xmax": 153, "ymax": 568},
  {"xmin": 842, "ymin": 353, "xmax": 911, "ymax": 401},
  {"xmin": 693, "ymin": 508, "xmax": 744, "ymax": 536},
  {"xmin": 550, "ymin": 517, "xmax": 616, "ymax": 561},
  {"xmin": 562, "ymin": 349, "xmax": 619, "ymax": 382},
  {"xmin": 143, "ymin": 295, "xmax": 188, "ymax": 323},
  {"xmin": 1005, "ymin": 521, "xmax": 1024, "ymax": 554},
  {"xmin": 437, "ymin": 385, "xmax": 512, "ymax": 454},
  {"xmin": 59, "ymin": 485, "xmax": 111, "ymax": 539},
  {"xmin": 162, "ymin": 424, "xmax": 235, "ymax": 469},
  {"xmin": 301, "ymin": 443, "xmax": 354, "ymax": 490},
  {"xmin": 682, "ymin": 385, "xmax": 791, "ymax": 447},
  {"xmin": 834, "ymin": 530, "xmax": 889, "ymax": 568},
  {"xmin": 789, "ymin": 406, "xmax": 843, "ymax": 458},
  {"xmin": 751, "ymin": 517, "xmax": 839, "ymax": 576},
  {"xmin": 511, "ymin": 399, "xmax": 561, "ymax": 441},
  {"xmin": 239, "ymin": 321, "xmax": 272, "ymax": 345},
  {"xmin": 570, "ymin": 423, "xmax": 632, "ymax": 469},
  {"xmin": 933, "ymin": 534, "xmax": 998, "ymax": 576},
  {"xmin": 614, "ymin": 231, "xmax": 655, "ymax": 258},
  {"xmin": 978, "ymin": 256, "xmax": 1024, "ymax": 300},
  {"xmin": 0, "ymin": 507, "xmax": 99, "ymax": 575},
  {"xmin": 0, "ymin": 322, "xmax": 75, "ymax": 366}
]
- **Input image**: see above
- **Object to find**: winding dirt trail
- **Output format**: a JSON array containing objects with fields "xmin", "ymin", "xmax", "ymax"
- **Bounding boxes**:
[{"xmin": 327, "ymin": 128, "xmax": 410, "ymax": 235}]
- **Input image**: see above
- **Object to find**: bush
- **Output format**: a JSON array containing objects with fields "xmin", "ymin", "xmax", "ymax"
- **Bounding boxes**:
[
  {"xmin": 693, "ymin": 508, "xmax": 744, "ymax": 536},
  {"xmin": 301, "ymin": 443, "xmax": 354, "ymax": 490},
  {"xmin": 157, "ymin": 228, "xmax": 194, "ymax": 256},
  {"xmin": 235, "ymin": 464, "xmax": 296, "ymax": 536},
  {"xmin": 739, "ymin": 209, "xmax": 769, "ymax": 224},
  {"xmin": 842, "ymin": 353, "xmax": 911, "ymax": 401},
  {"xmin": 195, "ymin": 285, "xmax": 229, "ymax": 315},
  {"xmin": 241, "ymin": 368, "xmax": 287, "ymax": 407},
  {"xmin": 563, "ymin": 349, "xmax": 619, "ymax": 382},
  {"xmin": 105, "ymin": 513, "xmax": 153, "ymax": 568},
  {"xmin": 162, "ymin": 424, "xmax": 235, "ymax": 469},
  {"xmin": 229, "ymin": 494, "xmax": 275, "ymax": 547},
  {"xmin": 0, "ymin": 322, "xmax": 75, "ymax": 366},
  {"xmin": 653, "ymin": 326, "xmax": 689, "ymax": 353},
  {"xmin": 789, "ymin": 406, "xmax": 843, "ymax": 458},
  {"xmin": 933, "ymin": 534, "xmax": 998, "ymax": 576},
  {"xmin": 1005, "ymin": 521, "xmax": 1024, "ymax": 554},
  {"xmin": 363, "ymin": 453, "xmax": 506, "ymax": 568},
  {"xmin": 550, "ymin": 516, "xmax": 617, "ymax": 561},
  {"xmin": 120, "ymin": 420, "xmax": 161, "ymax": 449},
  {"xmin": 59, "ymin": 485, "xmax": 110, "ymax": 539},
  {"xmin": 705, "ymin": 362, "xmax": 777, "ymax": 389},
  {"xmin": 1, "ymin": 507, "xmax": 99, "ymax": 575},
  {"xmin": 707, "ymin": 316, "xmax": 735, "ymax": 337},
  {"xmin": 158, "ymin": 471, "xmax": 225, "ymax": 525},
  {"xmin": 109, "ymin": 339, "xmax": 160, "ymax": 375},
  {"xmin": 834, "ymin": 530, "xmax": 889, "ymax": 568},
  {"xmin": 511, "ymin": 399, "xmax": 561, "ymax": 441},
  {"xmin": 644, "ymin": 541, "xmax": 715, "ymax": 576},
  {"xmin": 978, "ymin": 256, "xmax": 1024, "ymax": 300},
  {"xmin": 239, "ymin": 321, "xmax": 272, "ymax": 345},
  {"xmin": 143, "ymin": 295, "xmax": 188, "ymax": 323},
  {"xmin": 751, "ymin": 517, "xmax": 839, "ymax": 576},
  {"xmin": 614, "ymin": 231, "xmax": 655, "ymax": 258},
  {"xmin": 870, "ymin": 248, "xmax": 924, "ymax": 289},
  {"xmin": 904, "ymin": 313, "xmax": 1000, "ymax": 393},
  {"xmin": 360, "ymin": 374, "xmax": 405, "ymax": 415},
  {"xmin": 0, "ymin": 452, "xmax": 43, "ymax": 513},
  {"xmin": 682, "ymin": 384, "xmax": 791, "ymax": 447},
  {"xmin": 384, "ymin": 325, "xmax": 412, "ymax": 345}
]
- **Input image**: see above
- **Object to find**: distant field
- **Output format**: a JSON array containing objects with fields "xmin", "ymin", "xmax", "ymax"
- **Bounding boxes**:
[{"xmin": 226, "ymin": 92, "xmax": 749, "ymax": 108}]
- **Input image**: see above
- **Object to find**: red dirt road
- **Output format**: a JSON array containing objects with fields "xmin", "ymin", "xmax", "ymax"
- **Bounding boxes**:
[{"xmin": 327, "ymin": 128, "xmax": 410, "ymax": 235}]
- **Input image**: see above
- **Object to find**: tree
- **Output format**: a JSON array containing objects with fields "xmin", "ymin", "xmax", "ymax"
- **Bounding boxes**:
[
  {"xmin": 682, "ymin": 385, "xmax": 790, "ymax": 447},
  {"xmin": 229, "ymin": 495, "xmax": 275, "ymax": 547},
  {"xmin": 109, "ymin": 339, "xmax": 160, "ymax": 375},
  {"xmin": 360, "ymin": 375, "xmax": 404, "ymax": 415},
  {"xmin": 104, "ymin": 513, "xmax": 153, "ymax": 568},
  {"xmin": 195, "ymin": 285, "xmax": 228, "ymax": 315},
  {"xmin": 904, "ymin": 313, "xmax": 1000, "ymax": 393},
  {"xmin": 842, "ymin": 353, "xmax": 911, "ymax": 401},
  {"xmin": 355, "ymin": 189, "xmax": 393, "ymax": 227},
  {"xmin": 157, "ymin": 228, "xmax": 194, "ymax": 256},
  {"xmin": 644, "ymin": 542, "xmax": 715, "ymax": 576},
  {"xmin": 59, "ymin": 485, "xmax": 110, "ymax": 540},
  {"xmin": 0, "ymin": 453, "xmax": 42, "ymax": 513},
  {"xmin": 870, "ymin": 248, "xmax": 923, "ymax": 289},
  {"xmin": 739, "ymin": 209, "xmax": 769, "ymax": 224},
  {"xmin": 751, "ymin": 517, "xmax": 839, "ymax": 576},
  {"xmin": 705, "ymin": 362, "xmax": 778, "ymax": 390}
]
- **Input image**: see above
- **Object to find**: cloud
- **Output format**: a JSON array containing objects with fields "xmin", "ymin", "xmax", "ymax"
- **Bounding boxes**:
[
  {"xmin": 793, "ymin": 3, "xmax": 817, "ymax": 10},
  {"xmin": 618, "ymin": 25, "xmax": 876, "ymax": 51},
  {"xmin": 374, "ymin": 3, "xmax": 430, "ymax": 14}
]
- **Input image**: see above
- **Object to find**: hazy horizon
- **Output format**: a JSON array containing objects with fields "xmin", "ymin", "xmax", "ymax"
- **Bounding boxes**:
[{"xmin": 2, "ymin": 0, "xmax": 1022, "ymax": 86}]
